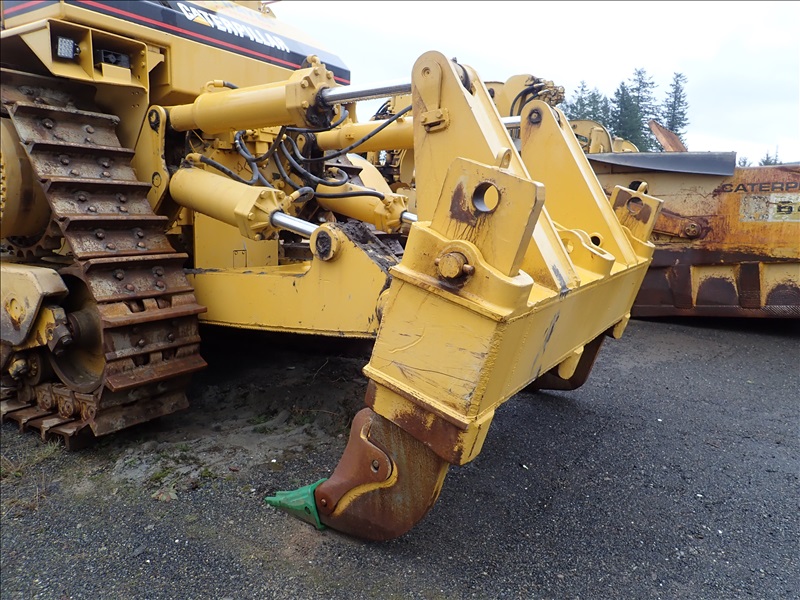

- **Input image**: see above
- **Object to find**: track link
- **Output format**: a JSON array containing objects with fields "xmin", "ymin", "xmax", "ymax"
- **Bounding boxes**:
[{"xmin": 1, "ymin": 73, "xmax": 206, "ymax": 449}]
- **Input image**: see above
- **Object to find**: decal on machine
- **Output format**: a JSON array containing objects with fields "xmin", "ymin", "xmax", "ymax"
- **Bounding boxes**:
[
  {"xmin": 740, "ymin": 194, "xmax": 800, "ymax": 222},
  {"xmin": 176, "ymin": 2, "xmax": 290, "ymax": 53}
]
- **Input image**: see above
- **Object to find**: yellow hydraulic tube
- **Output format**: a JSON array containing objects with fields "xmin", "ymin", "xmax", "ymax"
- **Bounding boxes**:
[
  {"xmin": 169, "ymin": 166, "xmax": 290, "ymax": 240},
  {"xmin": 167, "ymin": 57, "xmax": 336, "ymax": 133},
  {"xmin": 315, "ymin": 118, "xmax": 414, "ymax": 153},
  {"xmin": 316, "ymin": 155, "xmax": 409, "ymax": 232}
]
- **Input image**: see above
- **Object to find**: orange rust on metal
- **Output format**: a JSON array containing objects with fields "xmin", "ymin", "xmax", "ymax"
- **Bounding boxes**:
[
  {"xmin": 613, "ymin": 188, "xmax": 653, "ymax": 225},
  {"xmin": 449, "ymin": 181, "xmax": 477, "ymax": 225},
  {"xmin": 317, "ymin": 406, "xmax": 449, "ymax": 541},
  {"xmin": 528, "ymin": 334, "xmax": 607, "ymax": 392},
  {"xmin": 648, "ymin": 120, "xmax": 688, "ymax": 152},
  {"xmin": 652, "ymin": 208, "xmax": 708, "ymax": 240},
  {"xmin": 314, "ymin": 408, "xmax": 392, "ymax": 516},
  {"xmin": 596, "ymin": 162, "xmax": 800, "ymax": 317},
  {"xmin": 363, "ymin": 381, "xmax": 469, "ymax": 465}
]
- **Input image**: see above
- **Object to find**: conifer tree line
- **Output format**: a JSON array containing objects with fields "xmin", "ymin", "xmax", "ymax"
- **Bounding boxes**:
[
  {"xmin": 561, "ymin": 69, "xmax": 782, "ymax": 165},
  {"xmin": 561, "ymin": 69, "xmax": 689, "ymax": 152}
]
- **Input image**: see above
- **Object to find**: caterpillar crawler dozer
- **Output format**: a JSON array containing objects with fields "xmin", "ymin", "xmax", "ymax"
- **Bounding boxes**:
[
  {"xmin": 487, "ymin": 75, "xmax": 800, "ymax": 318},
  {"xmin": 1, "ymin": 1, "xmax": 663, "ymax": 540}
]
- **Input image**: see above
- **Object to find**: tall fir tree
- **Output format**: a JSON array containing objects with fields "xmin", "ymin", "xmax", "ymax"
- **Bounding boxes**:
[
  {"xmin": 625, "ymin": 68, "xmax": 659, "ymax": 151},
  {"xmin": 610, "ymin": 82, "xmax": 645, "ymax": 149},
  {"xmin": 587, "ymin": 89, "xmax": 611, "ymax": 124},
  {"xmin": 660, "ymin": 72, "xmax": 690, "ymax": 146},
  {"xmin": 562, "ymin": 81, "xmax": 591, "ymax": 120}
]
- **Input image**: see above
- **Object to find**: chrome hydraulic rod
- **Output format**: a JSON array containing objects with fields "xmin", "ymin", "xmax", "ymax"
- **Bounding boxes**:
[
  {"xmin": 270, "ymin": 211, "xmax": 319, "ymax": 238},
  {"xmin": 320, "ymin": 80, "xmax": 411, "ymax": 105}
]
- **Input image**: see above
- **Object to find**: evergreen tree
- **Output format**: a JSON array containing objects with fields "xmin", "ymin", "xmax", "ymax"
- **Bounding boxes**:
[
  {"xmin": 587, "ymin": 89, "xmax": 611, "ymax": 124},
  {"xmin": 759, "ymin": 150, "xmax": 781, "ymax": 165},
  {"xmin": 660, "ymin": 72, "xmax": 690, "ymax": 145},
  {"xmin": 562, "ymin": 81, "xmax": 591, "ymax": 120},
  {"xmin": 626, "ymin": 68, "xmax": 659, "ymax": 151},
  {"xmin": 563, "ymin": 83, "xmax": 613, "ymax": 125},
  {"xmin": 737, "ymin": 156, "xmax": 752, "ymax": 167},
  {"xmin": 610, "ymin": 82, "xmax": 645, "ymax": 149}
]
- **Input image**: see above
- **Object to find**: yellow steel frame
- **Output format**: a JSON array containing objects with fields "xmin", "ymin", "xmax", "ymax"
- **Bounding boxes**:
[{"xmin": 360, "ymin": 52, "xmax": 662, "ymax": 465}]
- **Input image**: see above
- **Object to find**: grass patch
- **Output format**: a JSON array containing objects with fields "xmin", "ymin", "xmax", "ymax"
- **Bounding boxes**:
[
  {"xmin": 148, "ymin": 467, "xmax": 173, "ymax": 485},
  {"xmin": 0, "ymin": 442, "xmax": 61, "ymax": 481}
]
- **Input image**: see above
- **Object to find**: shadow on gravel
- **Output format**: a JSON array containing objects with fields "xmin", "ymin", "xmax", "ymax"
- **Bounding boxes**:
[{"xmin": 634, "ymin": 316, "xmax": 800, "ymax": 339}]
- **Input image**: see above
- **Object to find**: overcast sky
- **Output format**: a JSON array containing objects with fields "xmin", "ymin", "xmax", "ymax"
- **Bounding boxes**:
[{"xmin": 271, "ymin": 0, "xmax": 799, "ymax": 164}]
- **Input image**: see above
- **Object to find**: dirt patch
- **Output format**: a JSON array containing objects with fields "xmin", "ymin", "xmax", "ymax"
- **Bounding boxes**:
[{"xmin": 2, "ymin": 327, "xmax": 373, "ymax": 517}]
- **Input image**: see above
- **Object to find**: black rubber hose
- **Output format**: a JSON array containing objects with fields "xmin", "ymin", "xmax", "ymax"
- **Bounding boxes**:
[
  {"xmin": 280, "ymin": 137, "xmax": 348, "ymax": 187},
  {"xmin": 300, "ymin": 105, "xmax": 412, "ymax": 163},
  {"xmin": 285, "ymin": 108, "xmax": 349, "ymax": 133}
]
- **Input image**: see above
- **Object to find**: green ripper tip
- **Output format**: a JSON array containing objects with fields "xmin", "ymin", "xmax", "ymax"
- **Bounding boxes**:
[{"xmin": 264, "ymin": 478, "xmax": 327, "ymax": 530}]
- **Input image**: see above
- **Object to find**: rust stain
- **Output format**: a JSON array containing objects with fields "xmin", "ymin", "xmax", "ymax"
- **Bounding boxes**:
[
  {"xmin": 695, "ymin": 278, "xmax": 738, "ymax": 307},
  {"xmin": 766, "ymin": 283, "xmax": 800, "ymax": 306},
  {"xmin": 449, "ymin": 182, "xmax": 477, "ymax": 226}
]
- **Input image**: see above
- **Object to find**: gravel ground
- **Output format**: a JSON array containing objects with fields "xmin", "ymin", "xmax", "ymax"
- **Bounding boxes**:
[{"xmin": 1, "ymin": 318, "xmax": 798, "ymax": 599}]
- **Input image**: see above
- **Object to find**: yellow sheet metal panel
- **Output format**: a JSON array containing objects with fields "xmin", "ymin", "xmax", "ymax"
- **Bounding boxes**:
[{"xmin": 188, "ymin": 226, "xmax": 393, "ymax": 337}]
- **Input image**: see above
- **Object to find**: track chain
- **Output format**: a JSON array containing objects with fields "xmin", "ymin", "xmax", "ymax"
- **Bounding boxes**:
[{"xmin": 1, "ymin": 73, "xmax": 206, "ymax": 449}]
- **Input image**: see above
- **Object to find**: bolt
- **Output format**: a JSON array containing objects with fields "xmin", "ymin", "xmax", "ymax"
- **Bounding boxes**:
[
  {"xmin": 136, "ymin": 230, "xmax": 145, "ymax": 238},
  {"xmin": 116, "ymin": 193, "xmax": 127, "ymax": 203},
  {"xmin": 125, "ymin": 284, "xmax": 135, "ymax": 292},
  {"xmin": 102, "ymin": 171, "xmax": 111, "ymax": 178},
  {"xmin": 85, "ymin": 125, "xmax": 95, "ymax": 134},
  {"xmin": 137, "ymin": 242, "xmax": 146, "ymax": 249},
  {"xmin": 42, "ymin": 118, "xmax": 54, "ymax": 129},
  {"xmin": 167, "ymin": 333, "xmax": 175, "ymax": 342},
  {"xmin": 153, "ymin": 266, "xmax": 164, "ymax": 276},
  {"xmin": 114, "ymin": 270, "xmax": 125, "ymax": 280},
  {"xmin": 320, "ymin": 498, "xmax": 328, "ymax": 506},
  {"xmin": 119, "ymin": 206, "xmax": 128, "ymax": 213},
  {"xmin": 155, "ymin": 280, "xmax": 165, "ymax": 290},
  {"xmin": 106, "ymin": 243, "xmax": 116, "ymax": 250},
  {"xmin": 684, "ymin": 223, "xmax": 699, "ymax": 237},
  {"xmin": 371, "ymin": 459, "xmax": 380, "ymax": 471},
  {"xmin": 137, "ymin": 339, "xmax": 146, "ymax": 347},
  {"xmin": 95, "ymin": 230, "xmax": 105, "ymax": 240},
  {"xmin": 77, "ymin": 193, "xmax": 88, "ymax": 202},
  {"xmin": 70, "ymin": 169, "xmax": 80, "ymax": 176},
  {"xmin": 54, "ymin": 334, "xmax": 73, "ymax": 355},
  {"xmin": 436, "ymin": 252, "xmax": 472, "ymax": 279},
  {"xmin": 528, "ymin": 109, "xmax": 543, "ymax": 125},
  {"xmin": 8, "ymin": 358, "xmax": 29, "ymax": 379},
  {"xmin": 59, "ymin": 155, "xmax": 70, "ymax": 165},
  {"xmin": 99, "ymin": 158, "xmax": 111, "ymax": 168},
  {"xmin": 88, "ymin": 205, "xmax": 97, "ymax": 212}
]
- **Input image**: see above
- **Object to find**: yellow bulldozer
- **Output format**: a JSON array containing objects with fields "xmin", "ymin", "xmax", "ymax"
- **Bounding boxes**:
[
  {"xmin": 0, "ymin": 1, "xmax": 663, "ymax": 540},
  {"xmin": 486, "ymin": 75, "xmax": 800, "ymax": 318}
]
